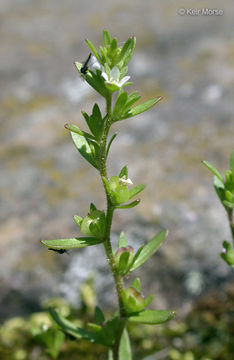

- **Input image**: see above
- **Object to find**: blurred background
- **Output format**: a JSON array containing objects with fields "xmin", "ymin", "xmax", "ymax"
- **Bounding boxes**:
[{"xmin": 0, "ymin": 0, "xmax": 234, "ymax": 359}]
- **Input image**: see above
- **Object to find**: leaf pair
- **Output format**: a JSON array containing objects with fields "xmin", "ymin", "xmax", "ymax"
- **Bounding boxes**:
[
  {"xmin": 50, "ymin": 308, "xmax": 119, "ymax": 347},
  {"xmin": 113, "ymin": 92, "xmax": 162, "ymax": 122}
]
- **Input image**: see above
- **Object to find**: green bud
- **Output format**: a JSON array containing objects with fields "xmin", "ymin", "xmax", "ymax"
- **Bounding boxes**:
[
  {"xmin": 220, "ymin": 241, "xmax": 234, "ymax": 267},
  {"xmin": 109, "ymin": 176, "xmax": 130, "ymax": 205},
  {"xmin": 80, "ymin": 209, "xmax": 106, "ymax": 239},
  {"xmin": 115, "ymin": 246, "xmax": 134, "ymax": 275},
  {"xmin": 122, "ymin": 287, "xmax": 145, "ymax": 314}
]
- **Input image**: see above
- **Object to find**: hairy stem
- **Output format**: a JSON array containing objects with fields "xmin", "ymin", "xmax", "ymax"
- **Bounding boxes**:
[
  {"xmin": 98, "ymin": 92, "xmax": 126, "ymax": 359},
  {"xmin": 227, "ymin": 209, "xmax": 234, "ymax": 244}
]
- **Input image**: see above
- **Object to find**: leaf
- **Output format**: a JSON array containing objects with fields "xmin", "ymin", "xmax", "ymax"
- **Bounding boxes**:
[
  {"xmin": 131, "ymin": 278, "xmax": 141, "ymax": 291},
  {"xmin": 130, "ymin": 229, "xmax": 168, "ymax": 272},
  {"xmin": 129, "ymin": 184, "xmax": 146, "ymax": 199},
  {"xmin": 213, "ymin": 175, "xmax": 225, "ymax": 203},
  {"xmin": 118, "ymin": 251, "xmax": 130, "ymax": 274},
  {"xmin": 119, "ymin": 165, "xmax": 128, "ymax": 179},
  {"xmin": 111, "ymin": 38, "xmax": 118, "ymax": 51},
  {"xmin": 118, "ymin": 232, "xmax": 127, "ymax": 248},
  {"xmin": 106, "ymin": 132, "xmax": 117, "ymax": 157},
  {"xmin": 113, "ymin": 92, "xmax": 128, "ymax": 118},
  {"xmin": 120, "ymin": 97, "xmax": 162, "ymax": 120},
  {"xmin": 85, "ymin": 39, "xmax": 102, "ymax": 64},
  {"xmin": 103, "ymin": 29, "xmax": 111, "ymax": 47},
  {"xmin": 118, "ymin": 37, "xmax": 136, "ymax": 66},
  {"xmin": 223, "ymin": 200, "xmax": 234, "ymax": 208},
  {"xmin": 119, "ymin": 329, "xmax": 132, "ymax": 360},
  {"xmin": 230, "ymin": 150, "xmax": 234, "ymax": 172},
  {"xmin": 129, "ymin": 310, "xmax": 175, "ymax": 324},
  {"xmin": 73, "ymin": 215, "xmax": 82, "ymax": 227},
  {"xmin": 116, "ymin": 199, "xmax": 140, "ymax": 209},
  {"xmin": 70, "ymin": 131, "xmax": 98, "ymax": 169},
  {"xmin": 94, "ymin": 306, "xmax": 105, "ymax": 324},
  {"xmin": 40, "ymin": 237, "xmax": 101, "ymax": 250},
  {"xmin": 202, "ymin": 160, "xmax": 224, "ymax": 183},
  {"xmin": 49, "ymin": 308, "xmax": 104, "ymax": 344}
]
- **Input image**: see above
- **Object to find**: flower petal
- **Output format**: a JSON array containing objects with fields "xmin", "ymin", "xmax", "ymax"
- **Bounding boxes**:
[{"xmin": 110, "ymin": 66, "xmax": 120, "ymax": 82}]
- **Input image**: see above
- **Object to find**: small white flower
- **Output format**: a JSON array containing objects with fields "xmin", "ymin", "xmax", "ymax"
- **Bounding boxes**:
[
  {"xmin": 119, "ymin": 177, "xmax": 133, "ymax": 186},
  {"xmin": 102, "ymin": 66, "xmax": 130, "ymax": 88},
  {"xmin": 89, "ymin": 55, "xmax": 102, "ymax": 72}
]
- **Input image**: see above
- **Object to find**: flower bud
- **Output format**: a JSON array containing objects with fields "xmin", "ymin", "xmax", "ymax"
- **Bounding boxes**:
[
  {"xmin": 115, "ymin": 246, "xmax": 134, "ymax": 276},
  {"xmin": 122, "ymin": 287, "xmax": 146, "ymax": 315},
  {"xmin": 80, "ymin": 209, "xmax": 106, "ymax": 239}
]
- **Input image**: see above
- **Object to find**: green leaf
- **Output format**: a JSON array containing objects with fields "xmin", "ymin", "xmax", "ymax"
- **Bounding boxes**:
[
  {"xmin": 130, "ymin": 229, "xmax": 168, "ymax": 272},
  {"xmin": 116, "ymin": 199, "xmax": 140, "ymax": 209},
  {"xmin": 118, "ymin": 232, "xmax": 127, "ymax": 248},
  {"xmin": 118, "ymin": 251, "xmax": 130, "ymax": 274},
  {"xmin": 123, "ymin": 91, "xmax": 141, "ymax": 111},
  {"xmin": 119, "ymin": 165, "xmax": 128, "ymax": 179},
  {"xmin": 49, "ymin": 308, "xmax": 104, "ymax": 344},
  {"xmin": 70, "ymin": 131, "xmax": 98, "ymax": 169},
  {"xmin": 129, "ymin": 310, "xmax": 175, "ymax": 324},
  {"xmin": 213, "ymin": 175, "xmax": 225, "ymax": 203},
  {"xmin": 94, "ymin": 306, "xmax": 105, "ymax": 324},
  {"xmin": 111, "ymin": 38, "xmax": 118, "ymax": 51},
  {"xmin": 223, "ymin": 200, "xmax": 234, "ymax": 208},
  {"xmin": 106, "ymin": 132, "xmax": 117, "ymax": 157},
  {"xmin": 131, "ymin": 278, "xmax": 141, "ymax": 291},
  {"xmin": 40, "ymin": 237, "xmax": 101, "ymax": 250},
  {"xmin": 129, "ymin": 184, "xmax": 146, "ymax": 199},
  {"xmin": 73, "ymin": 215, "xmax": 83, "ymax": 227},
  {"xmin": 113, "ymin": 92, "xmax": 128, "ymax": 118},
  {"xmin": 230, "ymin": 150, "xmax": 234, "ymax": 172},
  {"xmin": 118, "ymin": 37, "xmax": 136, "ymax": 66},
  {"xmin": 119, "ymin": 329, "xmax": 132, "ymax": 360},
  {"xmin": 202, "ymin": 160, "xmax": 224, "ymax": 183},
  {"xmin": 85, "ymin": 39, "xmax": 102, "ymax": 64},
  {"xmin": 103, "ymin": 29, "xmax": 111, "ymax": 47},
  {"xmin": 120, "ymin": 97, "xmax": 162, "ymax": 120}
]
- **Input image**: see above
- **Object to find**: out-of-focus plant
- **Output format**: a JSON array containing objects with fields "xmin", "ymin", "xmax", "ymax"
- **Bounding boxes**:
[
  {"xmin": 40, "ymin": 30, "xmax": 175, "ymax": 359},
  {"xmin": 203, "ymin": 150, "xmax": 234, "ymax": 267}
]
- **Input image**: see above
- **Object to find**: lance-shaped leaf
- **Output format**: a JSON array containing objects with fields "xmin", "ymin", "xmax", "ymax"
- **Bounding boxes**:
[
  {"xmin": 223, "ymin": 200, "xmax": 234, "ymax": 209},
  {"xmin": 129, "ymin": 310, "xmax": 175, "ymax": 325},
  {"xmin": 70, "ymin": 131, "xmax": 98, "ymax": 169},
  {"xmin": 119, "ymin": 329, "xmax": 132, "ymax": 360},
  {"xmin": 119, "ymin": 97, "xmax": 162, "ymax": 121},
  {"xmin": 41, "ymin": 237, "xmax": 102, "ymax": 250},
  {"xmin": 119, "ymin": 165, "xmax": 128, "ymax": 179},
  {"xmin": 230, "ymin": 150, "xmax": 234, "ymax": 173},
  {"xmin": 213, "ymin": 176, "xmax": 225, "ymax": 204},
  {"xmin": 106, "ymin": 132, "xmax": 117, "ymax": 157},
  {"xmin": 94, "ymin": 306, "xmax": 105, "ymax": 324},
  {"xmin": 129, "ymin": 184, "xmax": 146, "ymax": 199},
  {"xmin": 85, "ymin": 39, "xmax": 103, "ymax": 64},
  {"xmin": 103, "ymin": 29, "xmax": 111, "ymax": 47},
  {"xmin": 113, "ymin": 92, "xmax": 128, "ymax": 118},
  {"xmin": 129, "ymin": 229, "xmax": 168, "ymax": 272},
  {"xmin": 116, "ymin": 199, "xmax": 140, "ymax": 209},
  {"xmin": 202, "ymin": 160, "xmax": 224, "ymax": 183},
  {"xmin": 49, "ymin": 308, "xmax": 104, "ymax": 344},
  {"xmin": 118, "ymin": 37, "xmax": 136, "ymax": 66}
]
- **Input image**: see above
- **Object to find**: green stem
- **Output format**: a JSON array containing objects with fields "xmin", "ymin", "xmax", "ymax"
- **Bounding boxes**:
[
  {"xmin": 227, "ymin": 209, "xmax": 234, "ymax": 244},
  {"xmin": 98, "ymin": 92, "xmax": 126, "ymax": 360}
]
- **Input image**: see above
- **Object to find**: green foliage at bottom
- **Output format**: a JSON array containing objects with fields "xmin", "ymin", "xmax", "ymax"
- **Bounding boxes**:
[{"xmin": 0, "ymin": 284, "xmax": 233, "ymax": 360}]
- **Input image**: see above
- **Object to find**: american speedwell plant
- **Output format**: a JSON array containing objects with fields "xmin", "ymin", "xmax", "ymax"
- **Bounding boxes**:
[
  {"xmin": 203, "ymin": 150, "xmax": 234, "ymax": 267},
  {"xmin": 41, "ymin": 30, "xmax": 175, "ymax": 360}
]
